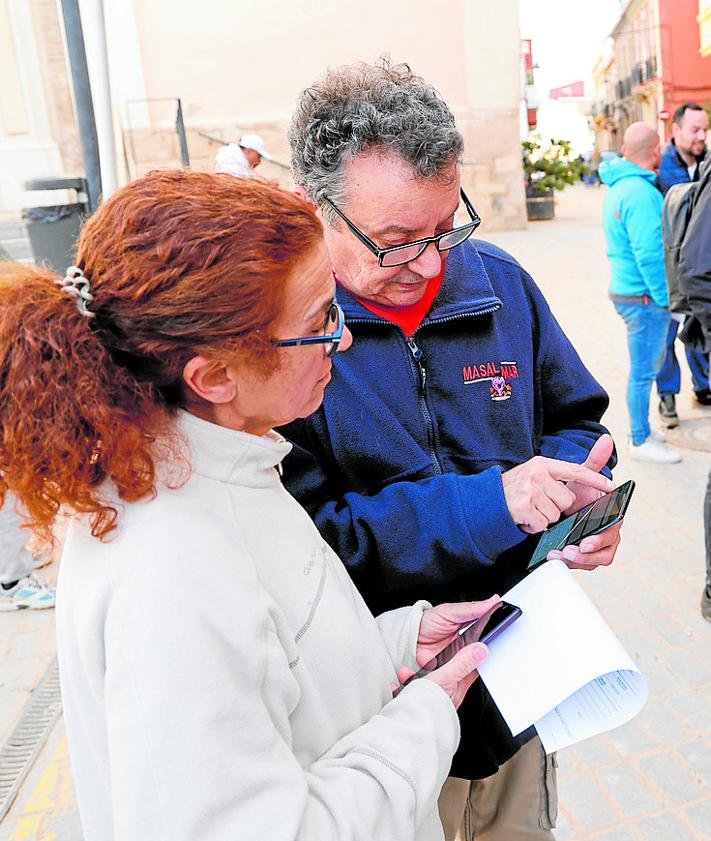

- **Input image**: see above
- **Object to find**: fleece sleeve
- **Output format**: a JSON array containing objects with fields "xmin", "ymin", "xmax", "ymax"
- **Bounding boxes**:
[
  {"xmin": 375, "ymin": 600, "xmax": 430, "ymax": 672},
  {"xmin": 101, "ymin": 524, "xmax": 458, "ymax": 841},
  {"xmin": 621, "ymin": 186, "xmax": 668, "ymax": 306}
]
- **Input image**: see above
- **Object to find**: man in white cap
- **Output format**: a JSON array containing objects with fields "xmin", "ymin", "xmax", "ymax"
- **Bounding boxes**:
[{"xmin": 215, "ymin": 133, "xmax": 273, "ymax": 178}]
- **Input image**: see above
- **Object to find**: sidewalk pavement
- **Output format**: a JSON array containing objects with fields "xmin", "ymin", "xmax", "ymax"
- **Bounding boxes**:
[{"xmin": 1, "ymin": 183, "xmax": 710, "ymax": 840}]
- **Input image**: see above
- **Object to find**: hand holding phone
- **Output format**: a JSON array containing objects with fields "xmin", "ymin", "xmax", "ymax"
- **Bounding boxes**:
[
  {"xmin": 393, "ymin": 601, "xmax": 522, "ymax": 699},
  {"xmin": 528, "ymin": 480, "xmax": 635, "ymax": 569}
]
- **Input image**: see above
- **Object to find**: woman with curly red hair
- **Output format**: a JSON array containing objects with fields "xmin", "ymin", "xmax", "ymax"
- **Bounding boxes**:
[{"xmin": 0, "ymin": 169, "xmax": 496, "ymax": 841}]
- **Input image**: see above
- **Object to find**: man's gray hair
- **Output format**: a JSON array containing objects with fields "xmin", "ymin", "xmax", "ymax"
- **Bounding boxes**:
[{"xmin": 289, "ymin": 59, "xmax": 463, "ymax": 223}]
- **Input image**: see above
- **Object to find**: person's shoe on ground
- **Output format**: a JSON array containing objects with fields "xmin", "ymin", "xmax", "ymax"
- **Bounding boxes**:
[
  {"xmin": 658, "ymin": 394, "xmax": 680, "ymax": 428},
  {"xmin": 628, "ymin": 436, "xmax": 682, "ymax": 464},
  {"xmin": 0, "ymin": 573, "xmax": 55, "ymax": 611},
  {"xmin": 650, "ymin": 429, "xmax": 667, "ymax": 442},
  {"xmin": 693, "ymin": 388, "xmax": 711, "ymax": 406},
  {"xmin": 702, "ymin": 588, "xmax": 711, "ymax": 622}
]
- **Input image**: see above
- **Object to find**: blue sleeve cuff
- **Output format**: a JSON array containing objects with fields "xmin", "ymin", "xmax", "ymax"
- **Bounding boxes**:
[{"xmin": 455, "ymin": 467, "xmax": 527, "ymax": 560}]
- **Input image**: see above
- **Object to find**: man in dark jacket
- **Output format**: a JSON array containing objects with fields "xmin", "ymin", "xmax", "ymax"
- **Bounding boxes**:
[
  {"xmin": 656, "ymin": 103, "xmax": 710, "ymax": 426},
  {"xmin": 678, "ymin": 160, "xmax": 711, "ymax": 622},
  {"xmin": 282, "ymin": 60, "xmax": 619, "ymax": 841}
]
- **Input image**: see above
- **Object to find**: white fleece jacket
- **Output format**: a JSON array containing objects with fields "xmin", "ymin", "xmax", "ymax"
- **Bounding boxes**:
[{"xmin": 56, "ymin": 411, "xmax": 459, "ymax": 841}]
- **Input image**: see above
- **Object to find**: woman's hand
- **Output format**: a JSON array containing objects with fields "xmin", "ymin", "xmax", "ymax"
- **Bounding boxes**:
[
  {"xmin": 416, "ymin": 595, "xmax": 501, "ymax": 665},
  {"xmin": 394, "ymin": 595, "xmax": 500, "ymax": 709},
  {"xmin": 422, "ymin": 640, "xmax": 489, "ymax": 708}
]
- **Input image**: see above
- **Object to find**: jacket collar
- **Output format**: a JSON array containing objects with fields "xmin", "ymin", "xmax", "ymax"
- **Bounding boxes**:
[
  {"xmin": 336, "ymin": 241, "xmax": 502, "ymax": 327},
  {"xmin": 174, "ymin": 410, "xmax": 292, "ymax": 487}
]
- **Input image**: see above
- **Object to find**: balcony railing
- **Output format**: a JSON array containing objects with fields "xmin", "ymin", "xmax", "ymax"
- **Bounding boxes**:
[{"xmin": 631, "ymin": 56, "xmax": 658, "ymax": 88}]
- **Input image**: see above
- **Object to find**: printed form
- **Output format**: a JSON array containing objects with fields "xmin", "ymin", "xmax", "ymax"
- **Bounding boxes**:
[{"xmin": 477, "ymin": 559, "xmax": 648, "ymax": 753}]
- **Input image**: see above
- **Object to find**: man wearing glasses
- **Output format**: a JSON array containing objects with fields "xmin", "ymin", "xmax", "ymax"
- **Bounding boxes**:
[{"xmin": 280, "ymin": 60, "xmax": 619, "ymax": 841}]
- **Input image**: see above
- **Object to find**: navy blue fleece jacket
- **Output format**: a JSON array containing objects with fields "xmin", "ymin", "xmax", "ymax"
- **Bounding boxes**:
[{"xmin": 280, "ymin": 238, "xmax": 612, "ymax": 777}]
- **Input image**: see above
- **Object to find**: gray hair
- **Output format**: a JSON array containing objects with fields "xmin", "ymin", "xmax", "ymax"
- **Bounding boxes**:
[{"xmin": 288, "ymin": 59, "xmax": 463, "ymax": 224}]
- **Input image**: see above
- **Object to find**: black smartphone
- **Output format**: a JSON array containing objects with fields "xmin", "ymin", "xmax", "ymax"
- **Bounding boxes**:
[
  {"xmin": 528, "ymin": 479, "xmax": 636, "ymax": 568},
  {"xmin": 392, "ymin": 600, "xmax": 522, "ymax": 696}
]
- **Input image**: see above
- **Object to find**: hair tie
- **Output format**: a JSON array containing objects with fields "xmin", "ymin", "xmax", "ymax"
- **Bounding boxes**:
[{"xmin": 55, "ymin": 266, "xmax": 95, "ymax": 319}]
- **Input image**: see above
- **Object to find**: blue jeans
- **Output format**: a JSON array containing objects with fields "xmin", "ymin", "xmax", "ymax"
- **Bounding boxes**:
[
  {"xmin": 656, "ymin": 318, "xmax": 709, "ymax": 395},
  {"xmin": 614, "ymin": 300, "xmax": 670, "ymax": 445}
]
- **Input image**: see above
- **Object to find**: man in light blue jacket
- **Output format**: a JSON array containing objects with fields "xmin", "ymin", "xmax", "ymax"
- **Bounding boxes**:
[{"xmin": 600, "ymin": 122, "xmax": 681, "ymax": 464}]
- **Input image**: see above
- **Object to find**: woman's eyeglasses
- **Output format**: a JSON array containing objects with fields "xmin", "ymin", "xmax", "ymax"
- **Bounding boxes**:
[{"xmin": 272, "ymin": 299, "xmax": 344, "ymax": 358}]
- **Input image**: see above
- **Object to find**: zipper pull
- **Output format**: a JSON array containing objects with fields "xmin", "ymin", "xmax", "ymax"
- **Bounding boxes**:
[
  {"xmin": 406, "ymin": 337, "xmax": 427, "ymax": 389},
  {"xmin": 406, "ymin": 337, "xmax": 423, "ymax": 362}
]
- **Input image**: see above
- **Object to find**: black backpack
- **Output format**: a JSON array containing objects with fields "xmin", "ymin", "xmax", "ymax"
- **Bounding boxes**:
[{"xmin": 662, "ymin": 181, "xmax": 698, "ymax": 314}]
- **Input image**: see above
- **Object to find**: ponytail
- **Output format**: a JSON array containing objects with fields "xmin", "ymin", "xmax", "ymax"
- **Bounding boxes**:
[
  {"xmin": 0, "ymin": 169, "xmax": 323, "ymax": 546},
  {"xmin": 0, "ymin": 262, "xmax": 172, "ymax": 547}
]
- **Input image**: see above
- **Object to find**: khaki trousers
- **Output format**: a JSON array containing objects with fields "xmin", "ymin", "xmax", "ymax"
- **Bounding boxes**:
[{"xmin": 438, "ymin": 737, "xmax": 557, "ymax": 841}]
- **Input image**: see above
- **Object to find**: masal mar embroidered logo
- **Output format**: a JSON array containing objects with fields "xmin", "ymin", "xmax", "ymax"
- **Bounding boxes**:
[{"xmin": 462, "ymin": 360, "xmax": 518, "ymax": 401}]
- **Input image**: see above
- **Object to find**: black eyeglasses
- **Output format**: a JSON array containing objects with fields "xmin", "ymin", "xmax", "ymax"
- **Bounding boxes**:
[
  {"xmin": 322, "ymin": 188, "xmax": 481, "ymax": 268},
  {"xmin": 272, "ymin": 299, "xmax": 344, "ymax": 358}
]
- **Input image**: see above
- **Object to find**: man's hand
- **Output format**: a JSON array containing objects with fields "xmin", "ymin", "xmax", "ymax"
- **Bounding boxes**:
[
  {"xmin": 547, "ymin": 520, "xmax": 622, "ymax": 571},
  {"xmin": 502, "ymin": 447, "xmax": 614, "ymax": 534},
  {"xmin": 546, "ymin": 434, "xmax": 622, "ymax": 571},
  {"xmin": 562, "ymin": 434, "xmax": 615, "ymax": 514}
]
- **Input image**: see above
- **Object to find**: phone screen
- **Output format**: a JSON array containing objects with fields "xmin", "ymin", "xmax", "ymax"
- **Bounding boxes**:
[
  {"xmin": 393, "ymin": 601, "xmax": 522, "ymax": 695},
  {"xmin": 528, "ymin": 479, "xmax": 635, "ymax": 568}
]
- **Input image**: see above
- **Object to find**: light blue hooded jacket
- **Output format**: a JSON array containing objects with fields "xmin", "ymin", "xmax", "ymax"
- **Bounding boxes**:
[{"xmin": 599, "ymin": 157, "xmax": 668, "ymax": 306}]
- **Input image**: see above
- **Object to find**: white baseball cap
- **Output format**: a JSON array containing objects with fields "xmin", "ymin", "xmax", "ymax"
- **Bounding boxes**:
[{"xmin": 239, "ymin": 134, "xmax": 273, "ymax": 161}]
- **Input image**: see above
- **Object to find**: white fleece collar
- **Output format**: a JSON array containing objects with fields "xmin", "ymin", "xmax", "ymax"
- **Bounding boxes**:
[{"xmin": 175, "ymin": 410, "xmax": 292, "ymax": 487}]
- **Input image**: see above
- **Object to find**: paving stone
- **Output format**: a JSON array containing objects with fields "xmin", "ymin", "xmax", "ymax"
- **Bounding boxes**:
[
  {"xmin": 683, "ymin": 800, "xmax": 711, "ymax": 837},
  {"xmin": 552, "ymin": 807, "xmax": 575, "ymax": 840},
  {"xmin": 569, "ymin": 735, "xmax": 619, "ymax": 770},
  {"xmin": 635, "ymin": 812, "xmax": 696, "ymax": 841},
  {"xmin": 9, "ymin": 631, "xmax": 45, "ymax": 661},
  {"xmin": 650, "ymin": 617, "xmax": 699, "ymax": 649},
  {"xmin": 637, "ymin": 752, "xmax": 704, "ymax": 805},
  {"xmin": 668, "ymin": 690, "xmax": 711, "ymax": 731},
  {"xmin": 638, "ymin": 698, "xmax": 694, "ymax": 745},
  {"xmin": 596, "ymin": 762, "xmax": 661, "ymax": 817},
  {"xmin": 606, "ymin": 719, "xmax": 658, "ymax": 757},
  {"xmin": 635, "ymin": 653, "xmax": 682, "ymax": 698},
  {"xmin": 560, "ymin": 774, "xmax": 618, "ymax": 832},
  {"xmin": 595, "ymin": 827, "xmax": 642, "ymax": 841},
  {"xmin": 661, "ymin": 649, "xmax": 711, "ymax": 690},
  {"xmin": 677, "ymin": 739, "xmax": 711, "ymax": 786}
]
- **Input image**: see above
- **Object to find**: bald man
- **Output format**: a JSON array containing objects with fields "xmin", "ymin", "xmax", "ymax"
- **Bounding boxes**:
[{"xmin": 599, "ymin": 122, "xmax": 681, "ymax": 463}]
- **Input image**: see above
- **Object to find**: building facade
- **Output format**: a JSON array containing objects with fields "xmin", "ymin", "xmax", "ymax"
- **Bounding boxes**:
[
  {"xmin": 0, "ymin": 0, "xmax": 527, "ymax": 231},
  {"xmin": 698, "ymin": 0, "xmax": 711, "ymax": 57},
  {"xmin": 590, "ymin": 0, "xmax": 711, "ymax": 150},
  {"xmin": 0, "ymin": 0, "xmax": 81, "ymax": 214}
]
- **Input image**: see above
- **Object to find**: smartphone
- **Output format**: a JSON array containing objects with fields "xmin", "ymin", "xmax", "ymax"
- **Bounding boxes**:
[
  {"xmin": 528, "ymin": 479, "xmax": 636, "ymax": 569},
  {"xmin": 392, "ymin": 600, "xmax": 522, "ymax": 696}
]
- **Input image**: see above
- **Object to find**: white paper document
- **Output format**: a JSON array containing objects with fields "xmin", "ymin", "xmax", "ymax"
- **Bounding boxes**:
[{"xmin": 477, "ymin": 560, "xmax": 648, "ymax": 753}]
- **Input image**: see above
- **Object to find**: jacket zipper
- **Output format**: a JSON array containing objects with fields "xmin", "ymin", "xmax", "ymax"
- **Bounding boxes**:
[{"xmin": 405, "ymin": 335, "xmax": 442, "ymax": 474}]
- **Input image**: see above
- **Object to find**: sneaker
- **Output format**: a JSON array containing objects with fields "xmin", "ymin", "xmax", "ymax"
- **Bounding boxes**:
[
  {"xmin": 658, "ymin": 394, "xmax": 679, "ymax": 428},
  {"xmin": 628, "ymin": 437, "xmax": 682, "ymax": 463},
  {"xmin": 650, "ymin": 429, "xmax": 666, "ymax": 443},
  {"xmin": 694, "ymin": 388, "xmax": 711, "ymax": 406},
  {"xmin": 702, "ymin": 588, "xmax": 711, "ymax": 622},
  {"xmin": 0, "ymin": 573, "xmax": 55, "ymax": 611}
]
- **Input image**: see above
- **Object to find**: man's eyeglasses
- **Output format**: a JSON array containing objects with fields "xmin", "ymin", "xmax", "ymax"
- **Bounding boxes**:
[
  {"xmin": 273, "ymin": 299, "xmax": 344, "ymax": 358},
  {"xmin": 322, "ymin": 188, "xmax": 481, "ymax": 268}
]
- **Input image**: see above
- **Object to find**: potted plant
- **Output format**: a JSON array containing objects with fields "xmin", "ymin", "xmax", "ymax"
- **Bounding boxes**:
[{"xmin": 522, "ymin": 136, "xmax": 587, "ymax": 220}]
